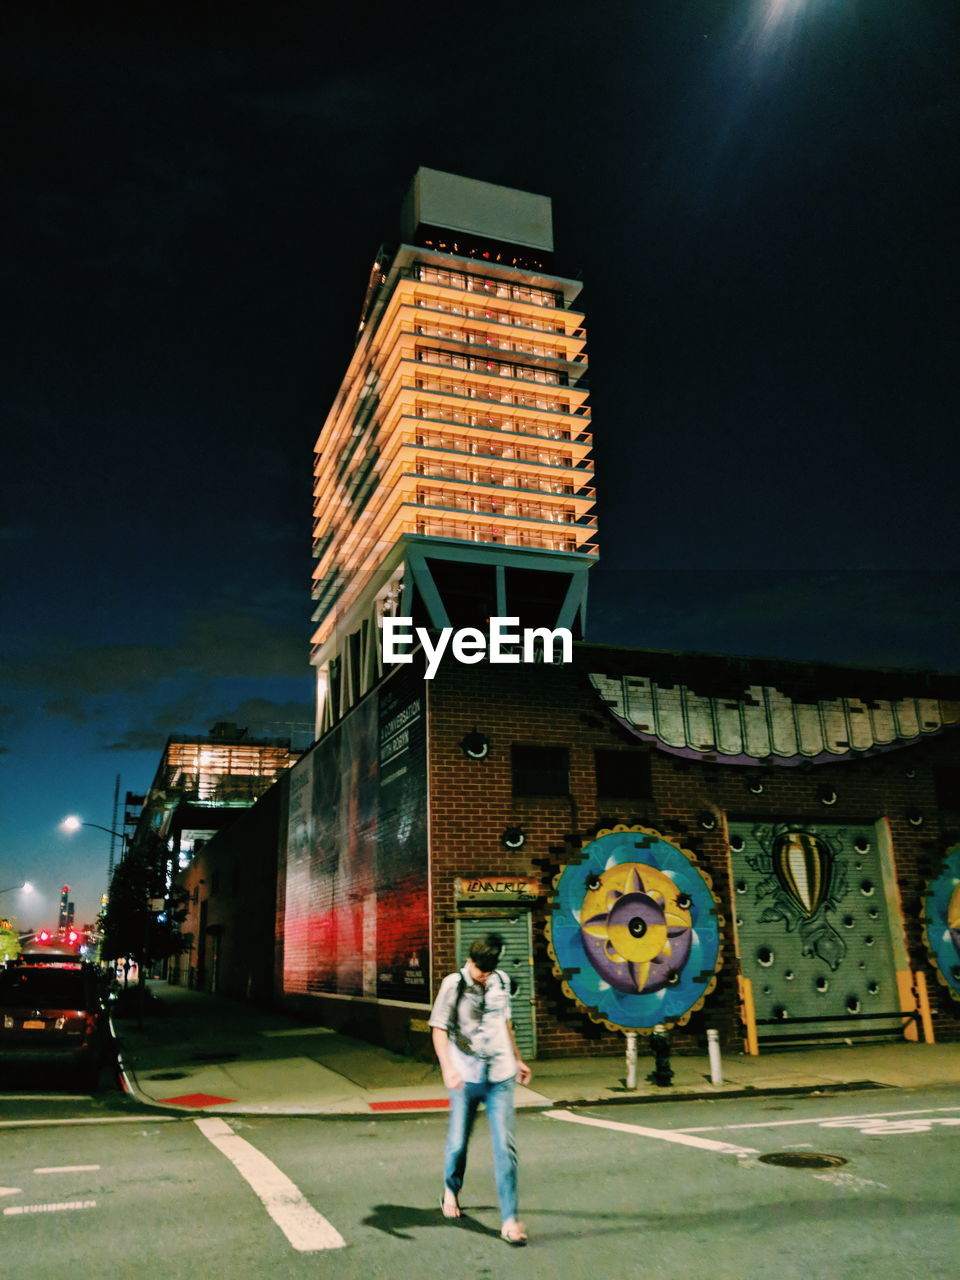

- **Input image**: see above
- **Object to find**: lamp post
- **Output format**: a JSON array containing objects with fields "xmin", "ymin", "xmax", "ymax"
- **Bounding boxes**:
[
  {"xmin": 0, "ymin": 881, "xmax": 33, "ymax": 896},
  {"xmin": 61, "ymin": 816, "xmax": 129, "ymax": 845}
]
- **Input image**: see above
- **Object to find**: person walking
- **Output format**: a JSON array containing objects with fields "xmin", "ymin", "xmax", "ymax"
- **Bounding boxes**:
[{"xmin": 430, "ymin": 932, "xmax": 532, "ymax": 1246}]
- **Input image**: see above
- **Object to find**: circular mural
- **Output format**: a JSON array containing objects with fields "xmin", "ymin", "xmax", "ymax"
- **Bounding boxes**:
[
  {"xmin": 546, "ymin": 826, "xmax": 722, "ymax": 1031},
  {"xmin": 924, "ymin": 845, "xmax": 960, "ymax": 1000}
]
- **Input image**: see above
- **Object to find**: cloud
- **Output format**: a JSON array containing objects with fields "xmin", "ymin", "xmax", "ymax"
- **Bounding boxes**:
[
  {"xmin": 100, "ymin": 696, "xmax": 313, "ymax": 753},
  {"xmin": 44, "ymin": 697, "xmax": 104, "ymax": 723},
  {"xmin": 3, "ymin": 604, "xmax": 309, "ymax": 699}
]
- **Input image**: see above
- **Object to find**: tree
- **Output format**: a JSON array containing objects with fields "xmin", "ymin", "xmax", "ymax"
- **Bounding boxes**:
[
  {"xmin": 0, "ymin": 918, "xmax": 21, "ymax": 963},
  {"xmin": 100, "ymin": 837, "xmax": 189, "ymax": 987}
]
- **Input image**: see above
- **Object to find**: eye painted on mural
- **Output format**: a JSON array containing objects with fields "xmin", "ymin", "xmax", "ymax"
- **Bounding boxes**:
[
  {"xmin": 842, "ymin": 916, "xmax": 855, "ymax": 928},
  {"xmin": 547, "ymin": 827, "xmax": 722, "ymax": 1032},
  {"xmin": 819, "ymin": 789, "xmax": 838, "ymax": 806},
  {"xmin": 854, "ymin": 837, "xmax": 871, "ymax": 854},
  {"xmin": 501, "ymin": 826, "xmax": 525, "ymax": 850},
  {"xmin": 864, "ymin": 936, "xmax": 875, "ymax": 947},
  {"xmin": 906, "ymin": 809, "xmax": 924, "ymax": 827},
  {"xmin": 730, "ymin": 835, "xmax": 746, "ymax": 853},
  {"xmin": 460, "ymin": 730, "xmax": 490, "ymax": 760},
  {"xmin": 846, "ymin": 996, "xmax": 861, "ymax": 1014},
  {"xmin": 757, "ymin": 947, "xmax": 774, "ymax": 967},
  {"xmin": 578, "ymin": 862, "xmax": 692, "ymax": 994},
  {"xmin": 748, "ymin": 781, "xmax": 764, "ymax": 795},
  {"xmin": 904, "ymin": 769, "xmax": 917, "ymax": 779},
  {"xmin": 867, "ymin": 982, "xmax": 880, "ymax": 995},
  {"xmin": 816, "ymin": 977, "xmax": 829, "ymax": 993},
  {"xmin": 868, "ymin": 908, "xmax": 879, "ymax": 919},
  {"xmin": 784, "ymin": 970, "xmax": 795, "ymax": 981},
  {"xmin": 860, "ymin": 881, "xmax": 875, "ymax": 897},
  {"xmin": 773, "ymin": 1006, "xmax": 789, "ymax": 1020},
  {"xmin": 735, "ymin": 880, "xmax": 747, "ymax": 894},
  {"xmin": 698, "ymin": 813, "xmax": 717, "ymax": 831}
]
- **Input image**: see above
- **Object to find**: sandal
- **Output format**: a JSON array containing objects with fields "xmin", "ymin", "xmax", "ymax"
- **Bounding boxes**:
[
  {"xmin": 501, "ymin": 1219, "xmax": 528, "ymax": 1246},
  {"xmin": 440, "ymin": 1190, "xmax": 461, "ymax": 1219}
]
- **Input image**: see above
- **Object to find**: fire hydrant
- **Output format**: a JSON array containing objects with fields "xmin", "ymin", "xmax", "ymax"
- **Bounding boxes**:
[{"xmin": 649, "ymin": 1023, "xmax": 673, "ymax": 1087}]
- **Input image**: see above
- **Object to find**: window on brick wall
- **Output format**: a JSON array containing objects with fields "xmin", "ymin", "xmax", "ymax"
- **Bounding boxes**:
[
  {"xmin": 512, "ymin": 745, "xmax": 569, "ymax": 797},
  {"xmin": 934, "ymin": 766, "xmax": 960, "ymax": 810},
  {"xmin": 595, "ymin": 748, "xmax": 652, "ymax": 800}
]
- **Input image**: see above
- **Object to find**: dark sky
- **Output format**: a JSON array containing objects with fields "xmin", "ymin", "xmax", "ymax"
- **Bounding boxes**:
[{"xmin": 2, "ymin": 1, "xmax": 958, "ymax": 929}]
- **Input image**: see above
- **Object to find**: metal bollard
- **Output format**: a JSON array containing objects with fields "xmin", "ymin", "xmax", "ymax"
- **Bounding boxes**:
[
  {"xmin": 706, "ymin": 1027, "xmax": 723, "ymax": 1085},
  {"xmin": 625, "ymin": 1030, "xmax": 638, "ymax": 1089},
  {"xmin": 648, "ymin": 1023, "xmax": 673, "ymax": 1087}
]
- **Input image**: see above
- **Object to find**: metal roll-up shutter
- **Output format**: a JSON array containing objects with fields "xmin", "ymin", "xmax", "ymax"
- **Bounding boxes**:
[{"xmin": 456, "ymin": 914, "xmax": 536, "ymax": 1061}]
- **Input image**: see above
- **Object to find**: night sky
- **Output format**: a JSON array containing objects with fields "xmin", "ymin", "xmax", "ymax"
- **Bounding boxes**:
[{"xmin": 2, "ymin": 1, "xmax": 958, "ymax": 931}]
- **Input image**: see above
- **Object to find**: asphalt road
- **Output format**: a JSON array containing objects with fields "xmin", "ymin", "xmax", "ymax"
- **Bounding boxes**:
[{"xmin": 2, "ymin": 1078, "xmax": 956, "ymax": 1279}]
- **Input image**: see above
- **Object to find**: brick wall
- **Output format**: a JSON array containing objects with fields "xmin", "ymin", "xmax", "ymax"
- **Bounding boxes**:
[{"xmin": 428, "ymin": 653, "xmax": 960, "ymax": 1056}]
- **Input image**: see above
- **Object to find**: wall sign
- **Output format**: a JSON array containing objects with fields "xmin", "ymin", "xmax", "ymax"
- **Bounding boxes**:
[{"xmin": 454, "ymin": 876, "xmax": 541, "ymax": 902}]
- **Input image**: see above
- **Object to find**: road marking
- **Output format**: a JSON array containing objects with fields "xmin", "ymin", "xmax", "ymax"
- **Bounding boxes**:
[
  {"xmin": 4, "ymin": 1201, "xmax": 97, "ymax": 1216},
  {"xmin": 543, "ymin": 1109, "xmax": 758, "ymax": 1156},
  {"xmin": 0, "ymin": 1117, "xmax": 177, "ymax": 1129},
  {"xmin": 194, "ymin": 1117, "xmax": 345, "ymax": 1252},
  {"xmin": 1, "ymin": 1187, "xmax": 22, "ymax": 1197},
  {"xmin": 260, "ymin": 1026, "xmax": 335, "ymax": 1038},
  {"xmin": 812, "ymin": 1171, "xmax": 888, "ymax": 1192},
  {"xmin": 35, "ymin": 1165, "xmax": 101, "ymax": 1174},
  {"xmin": 676, "ymin": 1106, "xmax": 960, "ymax": 1134},
  {"xmin": 0, "ymin": 1095, "xmax": 88, "ymax": 1101}
]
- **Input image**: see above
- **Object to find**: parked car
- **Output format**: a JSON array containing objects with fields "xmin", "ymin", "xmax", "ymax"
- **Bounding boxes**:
[{"xmin": 0, "ymin": 957, "xmax": 110, "ymax": 1090}]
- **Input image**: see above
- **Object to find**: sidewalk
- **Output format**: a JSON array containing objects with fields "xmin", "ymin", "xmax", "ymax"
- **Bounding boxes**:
[{"xmin": 111, "ymin": 980, "xmax": 960, "ymax": 1118}]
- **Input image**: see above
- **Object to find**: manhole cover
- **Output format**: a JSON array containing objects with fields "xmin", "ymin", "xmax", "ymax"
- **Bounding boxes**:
[
  {"xmin": 758, "ymin": 1152, "xmax": 848, "ymax": 1170},
  {"xmin": 191, "ymin": 1052, "xmax": 239, "ymax": 1062},
  {"xmin": 148, "ymin": 1071, "xmax": 189, "ymax": 1081}
]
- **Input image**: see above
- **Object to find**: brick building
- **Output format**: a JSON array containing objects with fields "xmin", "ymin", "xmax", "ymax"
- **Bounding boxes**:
[{"xmin": 274, "ymin": 643, "xmax": 960, "ymax": 1058}]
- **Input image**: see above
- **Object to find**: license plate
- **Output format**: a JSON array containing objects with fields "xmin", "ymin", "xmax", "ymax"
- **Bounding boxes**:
[{"xmin": 23, "ymin": 1020, "xmax": 45, "ymax": 1029}]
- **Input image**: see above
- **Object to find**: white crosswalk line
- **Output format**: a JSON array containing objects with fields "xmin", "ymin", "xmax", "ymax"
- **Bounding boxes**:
[
  {"xmin": 544, "ymin": 1108, "xmax": 758, "ymax": 1156},
  {"xmin": 194, "ymin": 1117, "xmax": 345, "ymax": 1252}
]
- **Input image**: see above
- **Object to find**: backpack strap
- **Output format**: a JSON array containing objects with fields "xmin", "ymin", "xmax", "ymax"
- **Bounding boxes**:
[{"xmin": 446, "ymin": 972, "xmax": 468, "ymax": 1039}]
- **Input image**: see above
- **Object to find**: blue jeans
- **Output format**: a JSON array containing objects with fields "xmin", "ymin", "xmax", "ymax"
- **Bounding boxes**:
[{"xmin": 444, "ymin": 1074, "xmax": 518, "ymax": 1224}]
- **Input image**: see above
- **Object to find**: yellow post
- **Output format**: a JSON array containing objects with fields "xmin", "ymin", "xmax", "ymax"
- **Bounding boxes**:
[
  {"xmin": 913, "ymin": 970, "xmax": 935, "ymax": 1044},
  {"xmin": 895, "ymin": 968, "xmax": 919, "ymax": 1041},
  {"xmin": 738, "ymin": 974, "xmax": 759, "ymax": 1056}
]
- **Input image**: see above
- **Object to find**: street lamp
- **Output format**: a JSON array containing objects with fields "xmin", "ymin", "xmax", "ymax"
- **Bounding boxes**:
[
  {"xmin": 61, "ymin": 816, "xmax": 128, "ymax": 843},
  {"xmin": 0, "ymin": 881, "xmax": 33, "ymax": 896}
]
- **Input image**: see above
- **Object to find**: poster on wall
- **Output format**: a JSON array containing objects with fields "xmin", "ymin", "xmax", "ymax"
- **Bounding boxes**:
[{"xmin": 281, "ymin": 661, "xmax": 429, "ymax": 1005}]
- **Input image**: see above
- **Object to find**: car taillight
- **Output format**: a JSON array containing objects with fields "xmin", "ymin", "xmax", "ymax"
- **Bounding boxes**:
[{"xmin": 84, "ymin": 1013, "xmax": 98, "ymax": 1035}]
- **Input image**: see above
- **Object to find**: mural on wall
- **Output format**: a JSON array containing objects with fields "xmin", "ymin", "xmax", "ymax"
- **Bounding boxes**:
[
  {"xmin": 729, "ymin": 821, "xmax": 903, "ymax": 1037},
  {"xmin": 282, "ymin": 661, "xmax": 429, "ymax": 1005},
  {"xmin": 923, "ymin": 845, "xmax": 960, "ymax": 1000},
  {"xmin": 546, "ymin": 826, "xmax": 722, "ymax": 1032},
  {"xmin": 747, "ymin": 826, "xmax": 849, "ymax": 970},
  {"xmin": 589, "ymin": 673, "xmax": 960, "ymax": 767}
]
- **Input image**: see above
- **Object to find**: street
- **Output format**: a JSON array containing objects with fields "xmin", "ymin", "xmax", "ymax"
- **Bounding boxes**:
[{"xmin": 2, "ymin": 1072, "xmax": 957, "ymax": 1279}]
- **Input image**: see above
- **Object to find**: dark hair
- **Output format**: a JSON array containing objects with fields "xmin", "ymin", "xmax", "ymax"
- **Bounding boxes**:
[{"xmin": 468, "ymin": 933, "xmax": 504, "ymax": 972}]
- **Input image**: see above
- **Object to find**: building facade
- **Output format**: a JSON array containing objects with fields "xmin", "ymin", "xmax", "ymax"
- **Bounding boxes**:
[
  {"xmin": 310, "ymin": 168, "xmax": 596, "ymax": 733},
  {"xmin": 274, "ymin": 646, "xmax": 960, "ymax": 1057}
]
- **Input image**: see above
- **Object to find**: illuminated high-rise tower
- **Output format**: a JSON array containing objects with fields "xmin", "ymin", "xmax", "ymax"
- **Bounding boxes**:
[{"xmin": 311, "ymin": 168, "xmax": 597, "ymax": 731}]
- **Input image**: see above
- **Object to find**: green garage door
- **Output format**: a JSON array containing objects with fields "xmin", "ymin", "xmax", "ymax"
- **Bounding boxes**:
[
  {"xmin": 456, "ymin": 914, "xmax": 536, "ymax": 1061},
  {"xmin": 728, "ymin": 821, "xmax": 904, "ymax": 1043}
]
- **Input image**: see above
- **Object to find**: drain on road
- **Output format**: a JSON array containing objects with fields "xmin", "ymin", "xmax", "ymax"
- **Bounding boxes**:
[
  {"xmin": 758, "ymin": 1152, "xmax": 848, "ymax": 1170},
  {"xmin": 148, "ymin": 1071, "xmax": 189, "ymax": 1081}
]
